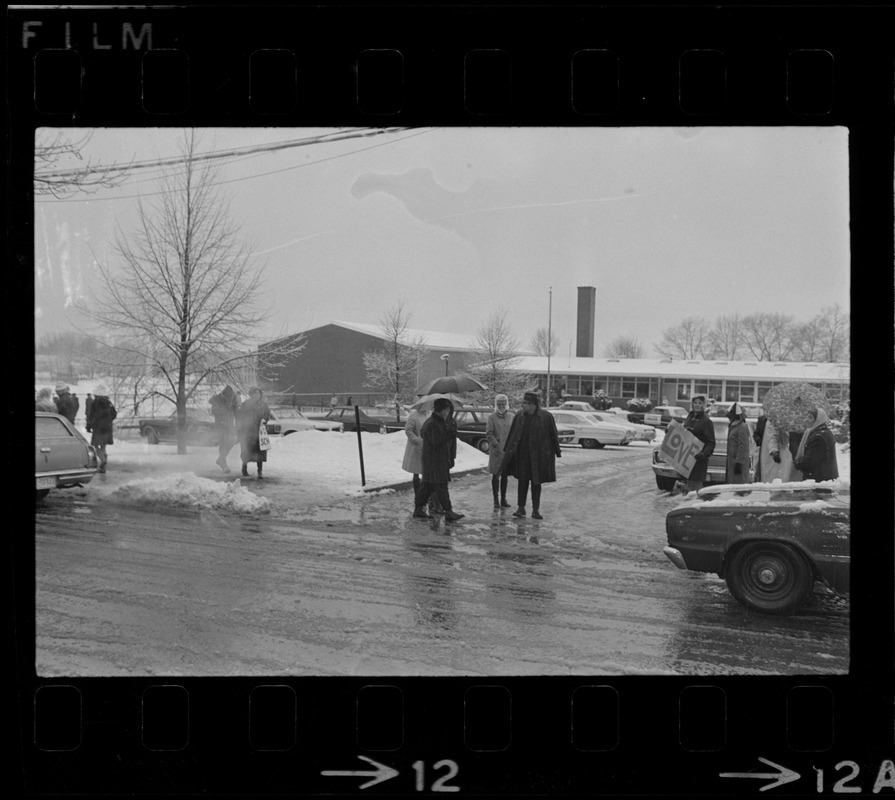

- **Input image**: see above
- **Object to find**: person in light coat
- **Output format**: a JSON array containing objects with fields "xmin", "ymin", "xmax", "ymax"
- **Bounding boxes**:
[
  {"xmin": 485, "ymin": 394, "xmax": 515, "ymax": 509},
  {"xmin": 725, "ymin": 402, "xmax": 752, "ymax": 484},
  {"xmin": 402, "ymin": 406, "xmax": 430, "ymax": 506},
  {"xmin": 758, "ymin": 419, "xmax": 801, "ymax": 483}
]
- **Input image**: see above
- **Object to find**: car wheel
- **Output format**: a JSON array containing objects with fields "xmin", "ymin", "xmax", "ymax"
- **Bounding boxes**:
[
  {"xmin": 655, "ymin": 475, "xmax": 677, "ymax": 491},
  {"xmin": 475, "ymin": 438, "xmax": 490, "ymax": 454},
  {"xmin": 144, "ymin": 426, "xmax": 160, "ymax": 445},
  {"xmin": 725, "ymin": 542, "xmax": 812, "ymax": 615},
  {"xmin": 36, "ymin": 489, "xmax": 50, "ymax": 501},
  {"xmin": 580, "ymin": 438, "xmax": 595, "ymax": 449}
]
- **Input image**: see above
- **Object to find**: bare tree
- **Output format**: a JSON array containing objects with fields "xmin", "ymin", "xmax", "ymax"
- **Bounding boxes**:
[
  {"xmin": 707, "ymin": 314, "xmax": 744, "ymax": 360},
  {"xmin": 362, "ymin": 299, "xmax": 428, "ymax": 422},
  {"xmin": 813, "ymin": 303, "xmax": 850, "ymax": 362},
  {"xmin": 603, "ymin": 335, "xmax": 645, "ymax": 359},
  {"xmin": 791, "ymin": 318, "xmax": 823, "ymax": 361},
  {"xmin": 740, "ymin": 312, "xmax": 796, "ymax": 361},
  {"xmin": 529, "ymin": 325, "xmax": 559, "ymax": 357},
  {"xmin": 34, "ymin": 130, "xmax": 130, "ymax": 198},
  {"xmin": 466, "ymin": 309, "xmax": 533, "ymax": 399},
  {"xmin": 655, "ymin": 317, "xmax": 711, "ymax": 359},
  {"xmin": 84, "ymin": 130, "xmax": 304, "ymax": 453}
]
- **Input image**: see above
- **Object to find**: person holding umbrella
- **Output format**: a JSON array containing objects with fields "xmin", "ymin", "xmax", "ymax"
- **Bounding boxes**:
[
  {"xmin": 498, "ymin": 392, "xmax": 562, "ymax": 520},
  {"xmin": 794, "ymin": 407, "xmax": 839, "ymax": 482},
  {"xmin": 414, "ymin": 398, "xmax": 464, "ymax": 522}
]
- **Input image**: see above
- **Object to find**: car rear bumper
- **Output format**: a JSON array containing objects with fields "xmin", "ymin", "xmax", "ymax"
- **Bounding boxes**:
[
  {"xmin": 36, "ymin": 468, "xmax": 97, "ymax": 490},
  {"xmin": 663, "ymin": 546, "xmax": 689, "ymax": 570}
]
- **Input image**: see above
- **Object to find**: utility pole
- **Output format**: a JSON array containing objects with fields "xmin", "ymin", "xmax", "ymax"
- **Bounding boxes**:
[{"xmin": 546, "ymin": 286, "xmax": 552, "ymax": 407}]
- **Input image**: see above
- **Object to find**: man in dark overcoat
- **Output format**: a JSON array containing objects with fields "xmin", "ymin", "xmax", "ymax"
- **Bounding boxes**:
[
  {"xmin": 209, "ymin": 384, "xmax": 239, "ymax": 473},
  {"xmin": 414, "ymin": 398, "xmax": 464, "ymax": 522},
  {"xmin": 85, "ymin": 387, "xmax": 117, "ymax": 473},
  {"xmin": 53, "ymin": 383, "xmax": 78, "ymax": 424},
  {"xmin": 681, "ymin": 393, "xmax": 715, "ymax": 492},
  {"xmin": 499, "ymin": 392, "xmax": 562, "ymax": 520}
]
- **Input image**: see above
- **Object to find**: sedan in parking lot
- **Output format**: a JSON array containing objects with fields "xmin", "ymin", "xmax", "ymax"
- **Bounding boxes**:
[
  {"xmin": 586, "ymin": 412, "xmax": 656, "ymax": 443},
  {"xmin": 36, "ymin": 412, "xmax": 99, "ymax": 500},
  {"xmin": 629, "ymin": 405, "xmax": 689, "ymax": 429},
  {"xmin": 312, "ymin": 406, "xmax": 394, "ymax": 433},
  {"xmin": 266, "ymin": 406, "xmax": 343, "ymax": 435},
  {"xmin": 450, "ymin": 408, "xmax": 575, "ymax": 453},
  {"xmin": 547, "ymin": 409, "xmax": 632, "ymax": 448},
  {"xmin": 138, "ymin": 407, "xmax": 219, "ymax": 446},
  {"xmin": 663, "ymin": 481, "xmax": 850, "ymax": 614}
]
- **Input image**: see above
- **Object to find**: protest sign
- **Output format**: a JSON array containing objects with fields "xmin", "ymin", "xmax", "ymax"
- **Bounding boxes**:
[{"xmin": 659, "ymin": 420, "xmax": 704, "ymax": 478}]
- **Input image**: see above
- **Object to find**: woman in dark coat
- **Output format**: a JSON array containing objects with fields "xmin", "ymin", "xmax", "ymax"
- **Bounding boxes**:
[
  {"xmin": 498, "ymin": 392, "xmax": 562, "ymax": 520},
  {"xmin": 725, "ymin": 402, "xmax": 752, "ymax": 484},
  {"xmin": 85, "ymin": 386, "xmax": 117, "ymax": 473},
  {"xmin": 237, "ymin": 387, "xmax": 271, "ymax": 478},
  {"xmin": 414, "ymin": 398, "xmax": 464, "ymax": 522},
  {"xmin": 794, "ymin": 407, "xmax": 839, "ymax": 482},
  {"xmin": 681, "ymin": 393, "xmax": 715, "ymax": 492}
]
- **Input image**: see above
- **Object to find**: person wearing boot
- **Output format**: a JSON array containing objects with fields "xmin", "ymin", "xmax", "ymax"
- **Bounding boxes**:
[
  {"xmin": 85, "ymin": 386, "xmax": 117, "ymax": 473},
  {"xmin": 209, "ymin": 384, "xmax": 239, "ymax": 473},
  {"xmin": 414, "ymin": 398, "xmax": 464, "ymax": 523},
  {"xmin": 498, "ymin": 391, "xmax": 562, "ymax": 520},
  {"xmin": 485, "ymin": 394, "xmax": 515, "ymax": 509},
  {"xmin": 237, "ymin": 387, "xmax": 271, "ymax": 478}
]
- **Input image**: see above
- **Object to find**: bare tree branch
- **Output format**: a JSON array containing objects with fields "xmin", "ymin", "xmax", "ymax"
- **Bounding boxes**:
[
  {"xmin": 603, "ymin": 335, "xmax": 645, "ymax": 359},
  {"xmin": 34, "ymin": 130, "xmax": 131, "ymax": 198}
]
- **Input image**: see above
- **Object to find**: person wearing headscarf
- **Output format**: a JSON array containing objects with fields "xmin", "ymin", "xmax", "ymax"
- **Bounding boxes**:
[
  {"xmin": 485, "ymin": 394, "xmax": 515, "ymax": 509},
  {"xmin": 725, "ymin": 402, "xmax": 752, "ymax": 484},
  {"xmin": 682, "ymin": 393, "xmax": 715, "ymax": 492},
  {"xmin": 35, "ymin": 387, "xmax": 56, "ymax": 412},
  {"xmin": 414, "ymin": 398, "xmax": 464, "ymax": 522},
  {"xmin": 758, "ymin": 418, "xmax": 801, "ymax": 483},
  {"xmin": 402, "ymin": 404, "xmax": 430, "ymax": 507},
  {"xmin": 53, "ymin": 383, "xmax": 78, "ymax": 424},
  {"xmin": 209, "ymin": 385, "xmax": 239, "ymax": 473},
  {"xmin": 85, "ymin": 385, "xmax": 117, "ymax": 473},
  {"xmin": 794, "ymin": 407, "xmax": 839, "ymax": 482},
  {"xmin": 498, "ymin": 391, "xmax": 562, "ymax": 520},
  {"xmin": 237, "ymin": 387, "xmax": 271, "ymax": 478}
]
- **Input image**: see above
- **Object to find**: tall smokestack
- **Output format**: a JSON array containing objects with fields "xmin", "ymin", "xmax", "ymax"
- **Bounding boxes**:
[{"xmin": 576, "ymin": 286, "xmax": 596, "ymax": 357}]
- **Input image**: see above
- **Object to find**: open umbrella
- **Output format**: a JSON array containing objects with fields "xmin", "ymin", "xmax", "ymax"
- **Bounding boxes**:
[
  {"xmin": 416, "ymin": 375, "xmax": 488, "ymax": 396},
  {"xmin": 410, "ymin": 393, "xmax": 467, "ymax": 411},
  {"xmin": 762, "ymin": 382, "xmax": 831, "ymax": 433}
]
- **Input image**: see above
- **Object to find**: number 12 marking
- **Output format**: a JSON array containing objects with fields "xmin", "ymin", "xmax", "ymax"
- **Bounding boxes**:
[{"xmin": 412, "ymin": 760, "xmax": 460, "ymax": 792}]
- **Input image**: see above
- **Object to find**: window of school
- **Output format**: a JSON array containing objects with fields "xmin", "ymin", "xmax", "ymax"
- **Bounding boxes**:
[
  {"xmin": 607, "ymin": 379, "xmax": 622, "ymax": 396},
  {"xmin": 757, "ymin": 382, "xmax": 775, "ymax": 402}
]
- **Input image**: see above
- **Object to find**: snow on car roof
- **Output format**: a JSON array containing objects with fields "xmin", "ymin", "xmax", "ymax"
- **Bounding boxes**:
[{"xmin": 677, "ymin": 478, "xmax": 850, "ymax": 510}]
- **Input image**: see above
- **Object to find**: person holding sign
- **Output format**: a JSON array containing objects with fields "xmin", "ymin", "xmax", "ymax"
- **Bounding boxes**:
[
  {"xmin": 725, "ymin": 402, "xmax": 752, "ymax": 484},
  {"xmin": 682, "ymin": 393, "xmax": 715, "ymax": 492},
  {"xmin": 237, "ymin": 387, "xmax": 271, "ymax": 479}
]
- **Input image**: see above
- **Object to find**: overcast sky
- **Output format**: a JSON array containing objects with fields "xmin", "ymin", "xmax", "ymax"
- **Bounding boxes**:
[{"xmin": 34, "ymin": 126, "xmax": 850, "ymax": 359}]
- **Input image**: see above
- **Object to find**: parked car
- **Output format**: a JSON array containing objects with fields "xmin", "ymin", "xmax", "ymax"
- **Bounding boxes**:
[
  {"xmin": 449, "ymin": 408, "xmax": 575, "ymax": 453},
  {"xmin": 628, "ymin": 405, "xmax": 689, "ymax": 429},
  {"xmin": 708, "ymin": 400, "xmax": 763, "ymax": 419},
  {"xmin": 585, "ymin": 411, "xmax": 656, "ymax": 443},
  {"xmin": 138, "ymin": 407, "xmax": 219, "ymax": 446},
  {"xmin": 313, "ymin": 406, "xmax": 393, "ymax": 433},
  {"xmin": 547, "ymin": 409, "xmax": 633, "ymax": 448},
  {"xmin": 558, "ymin": 401, "xmax": 598, "ymax": 412},
  {"xmin": 651, "ymin": 416, "xmax": 757, "ymax": 491},
  {"xmin": 35, "ymin": 412, "xmax": 99, "ymax": 500},
  {"xmin": 663, "ymin": 482, "xmax": 850, "ymax": 614},
  {"xmin": 266, "ymin": 406, "xmax": 343, "ymax": 435}
]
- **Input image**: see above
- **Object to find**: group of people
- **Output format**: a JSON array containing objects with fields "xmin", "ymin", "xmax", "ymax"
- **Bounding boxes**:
[
  {"xmin": 401, "ymin": 391, "xmax": 563, "ymax": 523},
  {"xmin": 209, "ymin": 385, "xmax": 272, "ymax": 478},
  {"xmin": 677, "ymin": 392, "xmax": 839, "ymax": 492},
  {"xmin": 36, "ymin": 382, "xmax": 117, "ymax": 473}
]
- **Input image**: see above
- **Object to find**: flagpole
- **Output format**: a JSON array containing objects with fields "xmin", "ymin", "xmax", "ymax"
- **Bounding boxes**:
[{"xmin": 546, "ymin": 286, "xmax": 552, "ymax": 407}]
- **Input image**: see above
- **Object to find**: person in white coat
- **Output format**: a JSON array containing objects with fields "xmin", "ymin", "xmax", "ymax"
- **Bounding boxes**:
[
  {"xmin": 485, "ymin": 394, "xmax": 515, "ymax": 509},
  {"xmin": 402, "ymin": 407, "xmax": 430, "ymax": 507},
  {"xmin": 759, "ymin": 419, "xmax": 802, "ymax": 483}
]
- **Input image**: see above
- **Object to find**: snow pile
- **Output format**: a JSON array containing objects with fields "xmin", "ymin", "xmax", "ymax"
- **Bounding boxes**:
[{"xmin": 112, "ymin": 472, "xmax": 271, "ymax": 514}]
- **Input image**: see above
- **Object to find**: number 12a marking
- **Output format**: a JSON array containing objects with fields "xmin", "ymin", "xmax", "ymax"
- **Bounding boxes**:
[{"xmin": 412, "ymin": 760, "xmax": 460, "ymax": 792}]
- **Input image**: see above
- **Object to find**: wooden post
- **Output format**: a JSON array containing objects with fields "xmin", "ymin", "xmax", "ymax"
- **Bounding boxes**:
[{"xmin": 354, "ymin": 405, "xmax": 366, "ymax": 486}]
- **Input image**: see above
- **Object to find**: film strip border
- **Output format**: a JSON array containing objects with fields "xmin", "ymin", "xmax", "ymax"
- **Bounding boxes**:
[
  {"xmin": 24, "ymin": 677, "xmax": 894, "ymax": 794},
  {"xmin": 7, "ymin": 6, "xmax": 895, "ymax": 124}
]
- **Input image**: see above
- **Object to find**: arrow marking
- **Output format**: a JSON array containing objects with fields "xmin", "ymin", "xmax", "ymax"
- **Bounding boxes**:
[
  {"xmin": 321, "ymin": 755, "xmax": 400, "ymax": 789},
  {"xmin": 720, "ymin": 757, "xmax": 801, "ymax": 791}
]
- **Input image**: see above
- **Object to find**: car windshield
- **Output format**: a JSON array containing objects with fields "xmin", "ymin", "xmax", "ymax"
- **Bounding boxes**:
[{"xmin": 270, "ymin": 407, "xmax": 305, "ymax": 419}]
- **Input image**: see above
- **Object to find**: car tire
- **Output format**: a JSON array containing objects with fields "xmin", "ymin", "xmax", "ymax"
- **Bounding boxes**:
[
  {"xmin": 725, "ymin": 542, "xmax": 812, "ymax": 615},
  {"xmin": 580, "ymin": 438, "xmax": 595, "ymax": 449},
  {"xmin": 655, "ymin": 475, "xmax": 677, "ymax": 491},
  {"xmin": 143, "ymin": 426, "xmax": 160, "ymax": 445},
  {"xmin": 36, "ymin": 489, "xmax": 50, "ymax": 501},
  {"xmin": 475, "ymin": 438, "xmax": 490, "ymax": 454}
]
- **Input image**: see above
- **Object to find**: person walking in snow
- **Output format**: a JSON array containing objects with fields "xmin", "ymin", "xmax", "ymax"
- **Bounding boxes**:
[
  {"xmin": 794, "ymin": 407, "xmax": 839, "ymax": 482},
  {"xmin": 237, "ymin": 387, "xmax": 271, "ymax": 478},
  {"xmin": 725, "ymin": 402, "xmax": 752, "ymax": 484},
  {"xmin": 485, "ymin": 394, "xmax": 515, "ymax": 509},
  {"xmin": 402, "ymin": 405, "xmax": 430, "ymax": 507},
  {"xmin": 414, "ymin": 398, "xmax": 464, "ymax": 522},
  {"xmin": 209, "ymin": 384, "xmax": 239, "ymax": 473},
  {"xmin": 85, "ymin": 386, "xmax": 117, "ymax": 473},
  {"xmin": 499, "ymin": 391, "xmax": 562, "ymax": 520}
]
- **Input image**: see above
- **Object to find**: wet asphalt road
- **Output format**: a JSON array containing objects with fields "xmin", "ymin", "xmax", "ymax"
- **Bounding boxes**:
[{"xmin": 34, "ymin": 445, "xmax": 849, "ymax": 676}]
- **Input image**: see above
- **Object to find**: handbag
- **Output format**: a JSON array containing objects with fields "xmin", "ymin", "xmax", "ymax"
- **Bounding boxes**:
[{"xmin": 258, "ymin": 421, "xmax": 271, "ymax": 451}]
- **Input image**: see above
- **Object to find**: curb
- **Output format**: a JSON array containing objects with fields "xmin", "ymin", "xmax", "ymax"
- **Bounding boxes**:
[{"xmin": 362, "ymin": 466, "xmax": 488, "ymax": 494}]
